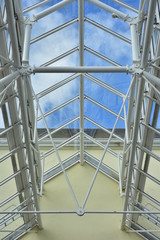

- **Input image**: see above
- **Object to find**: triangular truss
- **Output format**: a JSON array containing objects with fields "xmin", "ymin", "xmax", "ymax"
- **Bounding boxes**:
[{"xmin": 0, "ymin": 0, "xmax": 160, "ymax": 239}]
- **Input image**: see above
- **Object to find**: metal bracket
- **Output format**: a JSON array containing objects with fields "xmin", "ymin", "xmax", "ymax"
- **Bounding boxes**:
[
  {"xmin": 129, "ymin": 65, "xmax": 143, "ymax": 76},
  {"xmin": 77, "ymin": 208, "xmax": 85, "ymax": 216},
  {"xmin": 16, "ymin": 66, "xmax": 33, "ymax": 77},
  {"xmin": 23, "ymin": 16, "xmax": 35, "ymax": 26},
  {"xmin": 128, "ymin": 16, "xmax": 139, "ymax": 26}
]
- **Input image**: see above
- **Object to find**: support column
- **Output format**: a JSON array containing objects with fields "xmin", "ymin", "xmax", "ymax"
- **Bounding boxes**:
[
  {"xmin": 79, "ymin": 0, "xmax": 84, "ymax": 165},
  {"xmin": 121, "ymin": 0, "xmax": 156, "ymax": 230},
  {"xmin": 5, "ymin": 0, "xmax": 42, "ymax": 228},
  {"xmin": 121, "ymin": 21, "xmax": 139, "ymax": 188}
]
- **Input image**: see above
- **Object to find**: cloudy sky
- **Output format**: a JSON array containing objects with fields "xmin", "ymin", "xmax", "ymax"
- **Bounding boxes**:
[
  {"xmin": 22, "ymin": 0, "xmax": 139, "ymax": 130},
  {"xmin": 0, "ymin": 1, "xmax": 139, "ymax": 129}
]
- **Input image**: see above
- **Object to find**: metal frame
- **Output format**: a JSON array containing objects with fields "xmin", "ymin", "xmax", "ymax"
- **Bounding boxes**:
[{"xmin": 0, "ymin": 0, "xmax": 160, "ymax": 239}]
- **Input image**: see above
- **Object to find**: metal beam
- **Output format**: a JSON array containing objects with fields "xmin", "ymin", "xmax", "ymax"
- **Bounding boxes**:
[
  {"xmin": 85, "ymin": 116, "xmax": 124, "ymax": 142},
  {"xmin": 34, "ymin": 0, "xmax": 75, "ymax": 21},
  {"xmin": 37, "ymin": 96, "xmax": 79, "ymax": 121},
  {"xmin": 85, "ymin": 46, "xmax": 121, "ymax": 66},
  {"xmin": 85, "ymin": 95, "xmax": 125, "ymax": 120},
  {"xmin": 40, "ymin": 47, "xmax": 78, "ymax": 67},
  {"xmin": 31, "ymin": 18, "xmax": 78, "ymax": 44},
  {"xmin": 23, "ymin": 1, "xmax": 51, "ymax": 13},
  {"xmin": 111, "ymin": 0, "xmax": 138, "ymax": 13},
  {"xmin": 87, "ymin": 0, "xmax": 130, "ymax": 21},
  {"xmin": 33, "ymin": 66, "xmax": 129, "ymax": 73},
  {"xmin": 84, "ymin": 73, "xmax": 124, "ymax": 98},
  {"xmin": 85, "ymin": 17, "xmax": 131, "ymax": 44},
  {"xmin": 36, "ymin": 73, "xmax": 80, "ymax": 99}
]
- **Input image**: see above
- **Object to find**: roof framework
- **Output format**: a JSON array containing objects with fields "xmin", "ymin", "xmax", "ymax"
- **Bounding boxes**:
[{"xmin": 0, "ymin": 0, "xmax": 160, "ymax": 239}]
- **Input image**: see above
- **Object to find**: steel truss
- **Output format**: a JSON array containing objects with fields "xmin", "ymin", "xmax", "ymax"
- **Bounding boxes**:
[{"xmin": 0, "ymin": 0, "xmax": 160, "ymax": 239}]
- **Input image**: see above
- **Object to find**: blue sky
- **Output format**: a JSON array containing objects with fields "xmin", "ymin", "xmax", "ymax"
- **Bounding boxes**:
[{"xmin": 20, "ymin": 0, "xmax": 140, "ymax": 130}]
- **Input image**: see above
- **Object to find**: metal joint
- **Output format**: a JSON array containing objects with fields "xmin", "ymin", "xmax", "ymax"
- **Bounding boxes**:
[
  {"xmin": 17, "ymin": 66, "xmax": 33, "ymax": 77},
  {"xmin": 30, "ymin": 15, "xmax": 38, "ymax": 24},
  {"xmin": 129, "ymin": 65, "xmax": 143, "ymax": 76},
  {"xmin": 129, "ymin": 16, "xmax": 139, "ymax": 26},
  {"xmin": 24, "ymin": 17, "xmax": 35, "ymax": 26}
]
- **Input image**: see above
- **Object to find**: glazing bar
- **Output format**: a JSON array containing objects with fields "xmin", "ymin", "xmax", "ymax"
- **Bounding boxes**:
[
  {"xmin": 85, "ymin": 17, "xmax": 131, "ymax": 44},
  {"xmin": 37, "ymin": 96, "xmax": 79, "ymax": 121},
  {"xmin": 41, "ymin": 47, "xmax": 78, "ymax": 67},
  {"xmin": 38, "ymin": 116, "xmax": 80, "ymax": 142},
  {"xmin": 33, "ymin": 66, "xmax": 129, "ymax": 73},
  {"xmin": 82, "ymin": 77, "xmax": 135, "ymax": 209},
  {"xmin": 87, "ymin": 0, "xmax": 130, "ymax": 21},
  {"xmin": 85, "ymin": 73, "xmax": 124, "ymax": 98},
  {"xmin": 42, "ymin": 133, "xmax": 80, "ymax": 159},
  {"xmin": 85, "ymin": 95, "xmax": 124, "ymax": 120},
  {"xmin": 34, "ymin": 0, "xmax": 75, "ymax": 20},
  {"xmin": 31, "ymin": 18, "xmax": 78, "ymax": 44},
  {"xmin": 23, "ymin": 0, "xmax": 51, "ymax": 13},
  {"xmin": 111, "ymin": 0, "xmax": 138, "ymax": 13},
  {"xmin": 85, "ymin": 116, "xmax": 124, "ymax": 142},
  {"xmin": 36, "ymin": 73, "xmax": 80, "ymax": 99},
  {"xmin": 85, "ymin": 46, "xmax": 121, "ymax": 66},
  {"xmin": 84, "ymin": 132, "xmax": 122, "ymax": 158}
]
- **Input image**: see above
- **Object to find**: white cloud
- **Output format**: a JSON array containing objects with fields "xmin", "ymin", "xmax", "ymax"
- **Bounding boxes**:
[
  {"xmin": 28, "ymin": 7, "xmax": 79, "ymax": 127},
  {"xmin": 85, "ymin": 11, "xmax": 132, "ymax": 65},
  {"xmin": 29, "ymin": 6, "xmax": 132, "ymax": 129},
  {"xmin": 0, "ymin": 3, "xmax": 134, "ymax": 129}
]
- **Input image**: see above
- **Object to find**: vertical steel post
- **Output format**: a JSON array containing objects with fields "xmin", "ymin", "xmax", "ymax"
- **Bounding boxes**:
[
  {"xmin": 22, "ymin": 23, "xmax": 42, "ymax": 189},
  {"xmin": 121, "ymin": 0, "xmax": 156, "ymax": 230},
  {"xmin": 5, "ymin": 0, "xmax": 42, "ymax": 228},
  {"xmin": 79, "ymin": 0, "xmax": 84, "ymax": 165},
  {"xmin": 0, "ymin": 4, "xmax": 36, "ymax": 227},
  {"xmin": 121, "ymin": 22, "xmax": 139, "ymax": 188}
]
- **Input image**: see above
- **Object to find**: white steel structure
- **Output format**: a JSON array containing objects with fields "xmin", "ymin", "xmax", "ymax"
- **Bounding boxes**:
[{"xmin": 0, "ymin": 0, "xmax": 160, "ymax": 239}]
